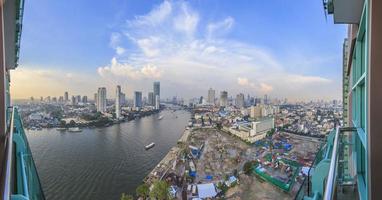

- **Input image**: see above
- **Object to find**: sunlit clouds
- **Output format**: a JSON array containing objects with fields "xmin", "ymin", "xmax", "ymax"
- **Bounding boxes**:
[{"xmin": 13, "ymin": 0, "xmax": 341, "ymax": 101}]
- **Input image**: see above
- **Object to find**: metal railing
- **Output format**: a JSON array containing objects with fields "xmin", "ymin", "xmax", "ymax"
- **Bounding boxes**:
[
  {"xmin": 0, "ymin": 107, "xmax": 45, "ymax": 200},
  {"xmin": 1, "ymin": 107, "xmax": 16, "ymax": 200},
  {"xmin": 323, "ymin": 127, "xmax": 340, "ymax": 200}
]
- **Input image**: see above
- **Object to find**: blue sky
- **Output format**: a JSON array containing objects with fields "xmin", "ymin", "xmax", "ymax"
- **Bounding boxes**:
[{"xmin": 12, "ymin": 0, "xmax": 346, "ymax": 101}]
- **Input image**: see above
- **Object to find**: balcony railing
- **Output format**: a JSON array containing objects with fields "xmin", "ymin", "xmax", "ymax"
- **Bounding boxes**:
[
  {"xmin": 295, "ymin": 126, "xmax": 356, "ymax": 200},
  {"xmin": 0, "ymin": 107, "xmax": 45, "ymax": 200}
]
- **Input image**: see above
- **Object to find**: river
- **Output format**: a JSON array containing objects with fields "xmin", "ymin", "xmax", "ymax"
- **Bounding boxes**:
[{"xmin": 26, "ymin": 106, "xmax": 191, "ymax": 200}]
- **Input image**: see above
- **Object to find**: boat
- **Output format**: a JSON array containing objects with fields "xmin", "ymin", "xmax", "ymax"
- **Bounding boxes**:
[
  {"xmin": 158, "ymin": 115, "xmax": 164, "ymax": 120},
  {"xmin": 68, "ymin": 127, "xmax": 82, "ymax": 132},
  {"xmin": 56, "ymin": 127, "xmax": 67, "ymax": 131},
  {"xmin": 145, "ymin": 142, "xmax": 155, "ymax": 150}
]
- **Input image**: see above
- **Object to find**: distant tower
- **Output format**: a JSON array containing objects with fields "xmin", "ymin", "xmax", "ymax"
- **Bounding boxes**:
[
  {"xmin": 208, "ymin": 88, "xmax": 215, "ymax": 105},
  {"xmin": 94, "ymin": 93, "xmax": 97, "ymax": 105},
  {"xmin": 155, "ymin": 95, "xmax": 160, "ymax": 110},
  {"xmin": 134, "ymin": 91, "xmax": 142, "ymax": 109},
  {"xmin": 153, "ymin": 81, "xmax": 160, "ymax": 99},
  {"xmin": 236, "ymin": 93, "xmax": 245, "ymax": 108},
  {"xmin": 153, "ymin": 81, "xmax": 160, "ymax": 109},
  {"xmin": 220, "ymin": 91, "xmax": 228, "ymax": 107},
  {"xmin": 71, "ymin": 96, "xmax": 76, "ymax": 105},
  {"xmin": 115, "ymin": 85, "xmax": 121, "ymax": 119},
  {"xmin": 148, "ymin": 92, "xmax": 154, "ymax": 106},
  {"xmin": 97, "ymin": 87, "xmax": 107, "ymax": 113},
  {"xmin": 82, "ymin": 96, "xmax": 88, "ymax": 103},
  {"xmin": 64, "ymin": 91, "xmax": 69, "ymax": 102}
]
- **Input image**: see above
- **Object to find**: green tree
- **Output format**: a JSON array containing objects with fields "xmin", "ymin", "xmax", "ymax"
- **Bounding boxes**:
[
  {"xmin": 243, "ymin": 161, "xmax": 253, "ymax": 175},
  {"xmin": 120, "ymin": 193, "xmax": 133, "ymax": 200},
  {"xmin": 150, "ymin": 180, "xmax": 170, "ymax": 200},
  {"xmin": 136, "ymin": 184, "xmax": 149, "ymax": 198},
  {"xmin": 60, "ymin": 120, "xmax": 66, "ymax": 127},
  {"xmin": 69, "ymin": 120, "xmax": 76, "ymax": 127}
]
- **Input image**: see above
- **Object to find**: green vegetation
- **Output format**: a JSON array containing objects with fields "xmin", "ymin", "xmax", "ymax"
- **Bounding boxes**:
[
  {"xmin": 120, "ymin": 193, "xmax": 134, "ymax": 200},
  {"xmin": 150, "ymin": 180, "xmax": 170, "ymax": 200},
  {"xmin": 136, "ymin": 183, "xmax": 150, "ymax": 198},
  {"xmin": 243, "ymin": 160, "xmax": 258, "ymax": 175}
]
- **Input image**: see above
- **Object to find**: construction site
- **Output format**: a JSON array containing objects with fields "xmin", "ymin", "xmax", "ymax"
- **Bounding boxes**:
[{"xmin": 144, "ymin": 127, "xmax": 322, "ymax": 199}]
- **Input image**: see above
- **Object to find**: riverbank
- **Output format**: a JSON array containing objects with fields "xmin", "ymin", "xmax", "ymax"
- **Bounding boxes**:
[{"xmin": 143, "ymin": 128, "xmax": 190, "ymax": 185}]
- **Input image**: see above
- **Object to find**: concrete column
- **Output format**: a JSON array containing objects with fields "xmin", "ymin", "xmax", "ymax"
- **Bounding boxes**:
[{"xmin": 0, "ymin": 1, "xmax": 6, "ymax": 136}]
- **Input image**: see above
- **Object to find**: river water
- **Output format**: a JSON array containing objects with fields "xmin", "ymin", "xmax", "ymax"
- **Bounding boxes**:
[{"xmin": 26, "ymin": 107, "xmax": 191, "ymax": 200}]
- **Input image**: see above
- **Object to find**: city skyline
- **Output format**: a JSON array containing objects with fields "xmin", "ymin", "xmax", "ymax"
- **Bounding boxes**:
[{"xmin": 11, "ymin": 0, "xmax": 345, "ymax": 101}]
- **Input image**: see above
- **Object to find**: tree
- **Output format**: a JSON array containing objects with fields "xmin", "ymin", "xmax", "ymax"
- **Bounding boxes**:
[
  {"xmin": 60, "ymin": 120, "xmax": 66, "ymax": 127},
  {"xmin": 69, "ymin": 120, "xmax": 76, "ymax": 127},
  {"xmin": 243, "ymin": 161, "xmax": 253, "ymax": 175},
  {"xmin": 136, "ymin": 184, "xmax": 149, "ymax": 198},
  {"xmin": 120, "ymin": 193, "xmax": 133, "ymax": 200},
  {"xmin": 150, "ymin": 180, "xmax": 170, "ymax": 200}
]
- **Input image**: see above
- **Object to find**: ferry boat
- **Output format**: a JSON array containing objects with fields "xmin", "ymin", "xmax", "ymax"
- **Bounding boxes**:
[
  {"xmin": 145, "ymin": 142, "xmax": 155, "ymax": 150},
  {"xmin": 68, "ymin": 127, "xmax": 82, "ymax": 132},
  {"xmin": 158, "ymin": 115, "xmax": 164, "ymax": 120}
]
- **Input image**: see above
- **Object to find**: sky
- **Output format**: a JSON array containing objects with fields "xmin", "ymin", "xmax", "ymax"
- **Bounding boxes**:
[{"xmin": 11, "ymin": 0, "xmax": 346, "ymax": 101}]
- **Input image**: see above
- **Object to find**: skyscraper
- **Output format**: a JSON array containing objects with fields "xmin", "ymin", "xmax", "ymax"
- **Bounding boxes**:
[
  {"xmin": 115, "ymin": 85, "xmax": 121, "ymax": 119},
  {"xmin": 235, "ymin": 93, "xmax": 245, "ymax": 108},
  {"xmin": 208, "ymin": 88, "xmax": 215, "ymax": 105},
  {"xmin": 94, "ymin": 93, "xmax": 97, "ymax": 105},
  {"xmin": 82, "ymin": 96, "xmax": 88, "ymax": 104},
  {"xmin": 134, "ymin": 91, "xmax": 142, "ymax": 109},
  {"xmin": 71, "ymin": 96, "xmax": 76, "ymax": 105},
  {"xmin": 64, "ymin": 91, "xmax": 69, "ymax": 102},
  {"xmin": 120, "ymin": 92, "xmax": 126, "ymax": 106},
  {"xmin": 148, "ymin": 92, "xmax": 154, "ymax": 106},
  {"xmin": 76, "ymin": 95, "xmax": 81, "ymax": 103},
  {"xmin": 155, "ymin": 95, "xmax": 160, "ymax": 110},
  {"xmin": 220, "ymin": 91, "xmax": 228, "ymax": 107},
  {"xmin": 153, "ymin": 81, "xmax": 160, "ymax": 99},
  {"xmin": 97, "ymin": 87, "xmax": 107, "ymax": 113}
]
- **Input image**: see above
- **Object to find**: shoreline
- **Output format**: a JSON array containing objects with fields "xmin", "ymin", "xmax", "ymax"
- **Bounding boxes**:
[{"xmin": 143, "ymin": 128, "xmax": 191, "ymax": 184}]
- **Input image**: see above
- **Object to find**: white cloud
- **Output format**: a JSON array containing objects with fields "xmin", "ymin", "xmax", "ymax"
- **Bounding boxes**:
[
  {"xmin": 173, "ymin": 2, "xmax": 199, "ymax": 36},
  {"xmin": 130, "ymin": 1, "xmax": 172, "ymax": 26},
  {"xmin": 207, "ymin": 17, "xmax": 234, "ymax": 39},
  {"xmin": 95, "ymin": 0, "xmax": 339, "ymax": 101},
  {"xmin": 136, "ymin": 36, "xmax": 161, "ymax": 57},
  {"xmin": 97, "ymin": 57, "xmax": 161, "ymax": 80}
]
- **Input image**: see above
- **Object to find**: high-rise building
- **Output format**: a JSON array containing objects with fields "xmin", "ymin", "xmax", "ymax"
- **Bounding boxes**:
[
  {"xmin": 82, "ymin": 96, "xmax": 88, "ymax": 104},
  {"xmin": 58, "ymin": 96, "xmax": 64, "ymax": 103},
  {"xmin": 64, "ymin": 91, "xmax": 69, "ymax": 102},
  {"xmin": 155, "ymin": 95, "xmax": 160, "ymax": 110},
  {"xmin": 342, "ymin": 38, "xmax": 350, "ymax": 127},
  {"xmin": 76, "ymin": 95, "xmax": 81, "ymax": 103},
  {"xmin": 97, "ymin": 87, "xmax": 107, "ymax": 113},
  {"xmin": 115, "ymin": 85, "xmax": 121, "ymax": 119},
  {"xmin": 208, "ymin": 88, "xmax": 215, "ymax": 105},
  {"xmin": 71, "ymin": 96, "xmax": 76, "ymax": 105},
  {"xmin": 94, "ymin": 93, "xmax": 97, "ymax": 105},
  {"xmin": 134, "ymin": 91, "xmax": 142, "ymax": 109},
  {"xmin": 302, "ymin": 2, "xmax": 382, "ymax": 200},
  {"xmin": 220, "ymin": 91, "xmax": 228, "ymax": 107},
  {"xmin": 235, "ymin": 93, "xmax": 245, "ymax": 108},
  {"xmin": 120, "ymin": 92, "xmax": 126, "ymax": 106},
  {"xmin": 153, "ymin": 81, "xmax": 160, "ymax": 99},
  {"xmin": 148, "ymin": 92, "xmax": 154, "ymax": 106}
]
